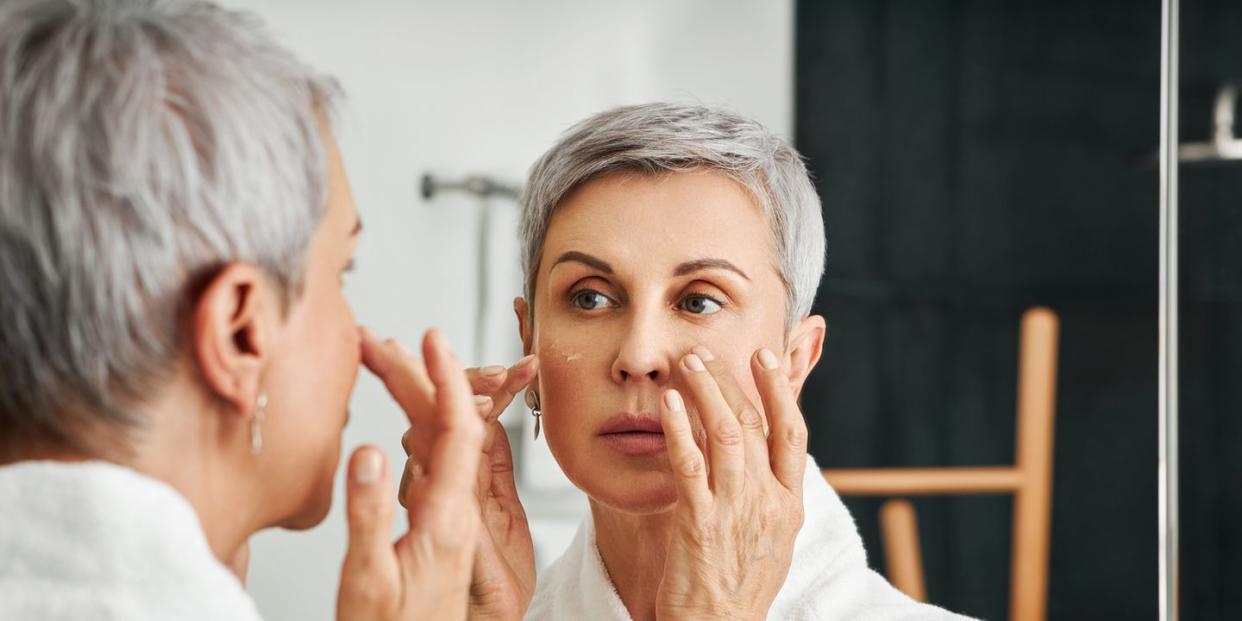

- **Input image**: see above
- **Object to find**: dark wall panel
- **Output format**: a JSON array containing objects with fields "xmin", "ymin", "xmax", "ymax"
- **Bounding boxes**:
[{"xmin": 796, "ymin": 2, "xmax": 1163, "ymax": 619}]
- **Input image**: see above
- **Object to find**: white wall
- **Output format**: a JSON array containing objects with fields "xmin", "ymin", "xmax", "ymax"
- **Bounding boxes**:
[{"xmin": 218, "ymin": 1, "xmax": 793, "ymax": 618}]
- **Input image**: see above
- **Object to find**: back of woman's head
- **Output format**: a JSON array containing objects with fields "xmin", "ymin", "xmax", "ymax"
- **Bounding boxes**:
[{"xmin": 0, "ymin": 0, "xmax": 340, "ymax": 457}]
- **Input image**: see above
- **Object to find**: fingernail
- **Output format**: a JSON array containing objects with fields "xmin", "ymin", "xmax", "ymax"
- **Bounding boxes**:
[
  {"xmin": 664, "ymin": 390, "xmax": 684, "ymax": 412},
  {"xmin": 480, "ymin": 365, "xmax": 506, "ymax": 377},
  {"xmin": 684, "ymin": 353, "xmax": 706, "ymax": 372},
  {"xmin": 517, "ymin": 354, "xmax": 537, "ymax": 369},
  {"xmin": 692, "ymin": 345, "xmax": 715, "ymax": 361},
  {"xmin": 758, "ymin": 348, "xmax": 779, "ymax": 370},
  {"xmin": 355, "ymin": 450, "xmax": 381, "ymax": 485},
  {"xmin": 474, "ymin": 395, "xmax": 493, "ymax": 406}
]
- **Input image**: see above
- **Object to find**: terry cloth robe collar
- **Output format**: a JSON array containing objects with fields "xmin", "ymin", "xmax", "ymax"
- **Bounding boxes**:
[
  {"xmin": 525, "ymin": 454, "xmax": 977, "ymax": 621},
  {"xmin": 0, "ymin": 460, "xmax": 263, "ymax": 621}
]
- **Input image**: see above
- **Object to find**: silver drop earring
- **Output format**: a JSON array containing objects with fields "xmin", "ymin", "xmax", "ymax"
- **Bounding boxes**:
[
  {"xmin": 250, "ymin": 392, "xmax": 268, "ymax": 455},
  {"xmin": 524, "ymin": 389, "xmax": 542, "ymax": 440}
]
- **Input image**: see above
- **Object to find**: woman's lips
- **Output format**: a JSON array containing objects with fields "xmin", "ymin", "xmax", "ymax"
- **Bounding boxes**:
[{"xmin": 598, "ymin": 413, "xmax": 666, "ymax": 456}]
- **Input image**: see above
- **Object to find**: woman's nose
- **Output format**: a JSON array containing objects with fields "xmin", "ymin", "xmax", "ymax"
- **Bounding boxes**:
[{"xmin": 610, "ymin": 315, "xmax": 673, "ymax": 385}]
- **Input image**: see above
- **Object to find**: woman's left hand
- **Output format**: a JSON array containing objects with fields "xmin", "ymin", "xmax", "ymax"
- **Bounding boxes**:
[
  {"xmin": 655, "ymin": 346, "xmax": 809, "ymax": 621},
  {"xmin": 398, "ymin": 357, "xmax": 540, "ymax": 621}
]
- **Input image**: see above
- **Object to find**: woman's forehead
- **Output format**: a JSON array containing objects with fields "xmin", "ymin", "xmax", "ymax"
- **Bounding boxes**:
[{"xmin": 542, "ymin": 170, "xmax": 774, "ymax": 272}]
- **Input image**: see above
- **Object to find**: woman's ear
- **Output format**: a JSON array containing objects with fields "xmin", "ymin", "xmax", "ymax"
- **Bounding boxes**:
[
  {"xmin": 191, "ymin": 264, "xmax": 276, "ymax": 416},
  {"xmin": 785, "ymin": 314, "xmax": 826, "ymax": 399},
  {"xmin": 514, "ymin": 297, "xmax": 533, "ymax": 356}
]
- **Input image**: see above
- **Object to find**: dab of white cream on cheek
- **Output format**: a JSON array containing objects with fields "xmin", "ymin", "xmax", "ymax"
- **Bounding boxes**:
[{"xmin": 537, "ymin": 339, "xmax": 581, "ymax": 364}]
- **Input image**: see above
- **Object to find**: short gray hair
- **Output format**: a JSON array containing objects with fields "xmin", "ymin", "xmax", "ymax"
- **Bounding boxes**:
[
  {"xmin": 519, "ymin": 102, "xmax": 826, "ymax": 329},
  {"xmin": 0, "ymin": 0, "xmax": 340, "ymax": 455}
]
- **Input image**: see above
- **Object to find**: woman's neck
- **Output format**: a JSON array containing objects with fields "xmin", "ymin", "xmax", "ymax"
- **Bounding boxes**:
[
  {"xmin": 132, "ymin": 432, "xmax": 257, "ymax": 569},
  {"xmin": 590, "ymin": 500, "xmax": 677, "ymax": 621}
]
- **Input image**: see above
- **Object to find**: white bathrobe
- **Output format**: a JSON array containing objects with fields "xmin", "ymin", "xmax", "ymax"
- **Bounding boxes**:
[
  {"xmin": 526, "ymin": 456, "xmax": 975, "ymax": 620},
  {"xmin": 0, "ymin": 460, "xmax": 263, "ymax": 621}
]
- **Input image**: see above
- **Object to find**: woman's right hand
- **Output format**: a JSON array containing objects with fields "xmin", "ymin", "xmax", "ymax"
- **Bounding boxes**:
[
  {"xmin": 655, "ymin": 346, "xmax": 809, "ymax": 621},
  {"xmin": 336, "ymin": 329, "xmax": 486, "ymax": 621},
  {"xmin": 400, "ymin": 356, "xmax": 541, "ymax": 621}
]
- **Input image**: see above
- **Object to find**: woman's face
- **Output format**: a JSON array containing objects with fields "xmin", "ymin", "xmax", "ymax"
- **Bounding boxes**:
[
  {"xmin": 522, "ymin": 169, "xmax": 798, "ymax": 514},
  {"xmin": 259, "ymin": 132, "xmax": 362, "ymax": 529}
]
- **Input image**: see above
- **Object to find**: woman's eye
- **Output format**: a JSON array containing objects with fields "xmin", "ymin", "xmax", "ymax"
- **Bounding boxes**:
[
  {"xmin": 680, "ymin": 294, "xmax": 723, "ymax": 315},
  {"xmin": 571, "ymin": 290, "xmax": 614, "ymax": 311}
]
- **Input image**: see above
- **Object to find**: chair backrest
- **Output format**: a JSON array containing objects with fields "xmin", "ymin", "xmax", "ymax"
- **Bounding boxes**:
[{"xmin": 822, "ymin": 307, "xmax": 1059, "ymax": 621}]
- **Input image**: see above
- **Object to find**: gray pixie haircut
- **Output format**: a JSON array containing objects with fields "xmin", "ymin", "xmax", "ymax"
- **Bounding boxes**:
[
  {"xmin": 0, "ymin": 0, "xmax": 340, "ymax": 455},
  {"xmin": 519, "ymin": 102, "xmax": 826, "ymax": 329}
]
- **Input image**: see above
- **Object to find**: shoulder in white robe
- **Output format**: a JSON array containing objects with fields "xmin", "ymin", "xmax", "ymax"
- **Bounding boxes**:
[
  {"xmin": 526, "ymin": 455, "xmax": 976, "ymax": 620},
  {"xmin": 0, "ymin": 460, "xmax": 263, "ymax": 621}
]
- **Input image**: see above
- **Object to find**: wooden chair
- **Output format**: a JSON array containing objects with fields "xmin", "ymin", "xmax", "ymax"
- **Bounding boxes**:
[{"xmin": 822, "ymin": 307, "xmax": 1059, "ymax": 621}]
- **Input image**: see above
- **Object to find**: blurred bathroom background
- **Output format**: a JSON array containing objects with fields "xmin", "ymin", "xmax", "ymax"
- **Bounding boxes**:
[{"xmin": 219, "ymin": 1, "xmax": 1238, "ymax": 619}]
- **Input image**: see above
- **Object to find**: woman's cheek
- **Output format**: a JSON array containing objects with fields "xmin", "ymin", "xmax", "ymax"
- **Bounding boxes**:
[
  {"xmin": 536, "ymin": 340, "xmax": 591, "ymax": 423},
  {"xmin": 534, "ymin": 339, "xmax": 600, "ymax": 460}
]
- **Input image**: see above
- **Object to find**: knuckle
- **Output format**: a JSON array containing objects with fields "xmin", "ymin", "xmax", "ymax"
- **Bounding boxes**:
[
  {"xmin": 738, "ymin": 407, "xmax": 764, "ymax": 430},
  {"xmin": 784, "ymin": 425, "xmax": 809, "ymax": 449},
  {"xmin": 346, "ymin": 500, "xmax": 371, "ymax": 525},
  {"xmin": 397, "ymin": 480, "xmax": 409, "ymax": 509},
  {"xmin": 714, "ymin": 421, "xmax": 744, "ymax": 447},
  {"xmin": 761, "ymin": 500, "xmax": 785, "ymax": 523},
  {"xmin": 344, "ymin": 575, "xmax": 391, "ymax": 607},
  {"xmin": 791, "ymin": 504, "xmax": 806, "ymax": 528},
  {"xmin": 346, "ymin": 492, "xmax": 381, "ymax": 524},
  {"xmin": 675, "ymin": 453, "xmax": 707, "ymax": 478}
]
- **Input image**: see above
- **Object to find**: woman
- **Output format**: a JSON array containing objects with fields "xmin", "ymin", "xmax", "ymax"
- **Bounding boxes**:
[
  {"xmin": 0, "ymin": 1, "xmax": 490, "ymax": 619},
  {"xmin": 426, "ymin": 104, "xmax": 976, "ymax": 619}
]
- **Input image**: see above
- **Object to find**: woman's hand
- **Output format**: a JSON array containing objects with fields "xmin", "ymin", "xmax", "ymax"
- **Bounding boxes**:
[
  {"xmin": 336, "ymin": 329, "xmax": 486, "ymax": 621},
  {"xmin": 399, "ymin": 356, "xmax": 540, "ymax": 621},
  {"xmin": 655, "ymin": 346, "xmax": 809, "ymax": 621}
]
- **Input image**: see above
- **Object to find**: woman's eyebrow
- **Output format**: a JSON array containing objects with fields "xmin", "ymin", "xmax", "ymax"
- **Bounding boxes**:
[
  {"xmin": 674, "ymin": 258, "xmax": 750, "ymax": 281},
  {"xmin": 551, "ymin": 251, "xmax": 613, "ymax": 274}
]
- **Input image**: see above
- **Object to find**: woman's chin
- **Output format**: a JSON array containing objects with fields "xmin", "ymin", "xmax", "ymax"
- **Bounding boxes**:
[
  {"xmin": 279, "ymin": 485, "xmax": 335, "ymax": 530},
  {"xmin": 580, "ymin": 467, "xmax": 680, "ymax": 515}
]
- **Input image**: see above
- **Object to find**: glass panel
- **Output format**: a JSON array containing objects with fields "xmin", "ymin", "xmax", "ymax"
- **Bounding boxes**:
[
  {"xmin": 1176, "ymin": 0, "xmax": 1242, "ymax": 617},
  {"xmin": 795, "ymin": 2, "xmax": 1163, "ymax": 617}
]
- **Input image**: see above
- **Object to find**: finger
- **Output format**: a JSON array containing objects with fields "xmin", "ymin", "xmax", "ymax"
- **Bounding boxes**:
[
  {"xmin": 752, "ymin": 347, "xmax": 809, "ymax": 492},
  {"xmin": 342, "ymin": 446, "xmax": 401, "ymax": 587},
  {"xmin": 475, "ymin": 395, "xmax": 494, "ymax": 417},
  {"xmin": 359, "ymin": 327, "xmax": 425, "ymax": 386},
  {"xmin": 466, "ymin": 355, "xmax": 538, "ymax": 424},
  {"xmin": 692, "ymin": 345, "xmax": 769, "ymax": 478},
  {"xmin": 420, "ymin": 330, "xmax": 487, "ymax": 505},
  {"xmin": 659, "ymin": 389, "xmax": 712, "ymax": 514},
  {"xmin": 398, "ymin": 454, "xmax": 424, "ymax": 510},
  {"xmin": 395, "ymin": 396, "xmax": 487, "ymax": 478},
  {"xmin": 678, "ymin": 349, "xmax": 745, "ymax": 495},
  {"xmin": 466, "ymin": 365, "xmax": 508, "ymax": 395},
  {"xmin": 484, "ymin": 421, "xmax": 523, "ymax": 511},
  {"xmin": 360, "ymin": 328, "xmax": 436, "ymax": 435},
  {"xmin": 487, "ymin": 355, "xmax": 539, "ymax": 421}
]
